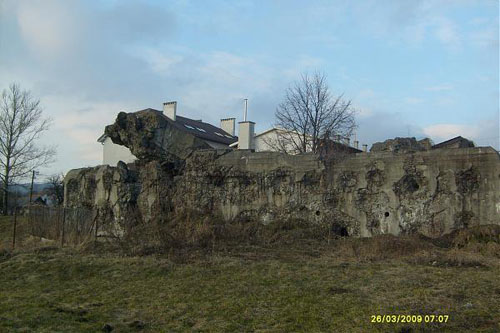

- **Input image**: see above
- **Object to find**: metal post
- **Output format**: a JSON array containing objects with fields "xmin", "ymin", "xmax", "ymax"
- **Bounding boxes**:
[
  {"xmin": 243, "ymin": 98, "xmax": 248, "ymax": 122},
  {"xmin": 61, "ymin": 208, "xmax": 66, "ymax": 247},
  {"xmin": 12, "ymin": 208, "xmax": 17, "ymax": 250},
  {"xmin": 29, "ymin": 170, "xmax": 36, "ymax": 204}
]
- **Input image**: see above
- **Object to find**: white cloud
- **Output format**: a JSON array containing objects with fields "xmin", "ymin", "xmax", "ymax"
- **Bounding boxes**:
[
  {"xmin": 434, "ymin": 17, "xmax": 461, "ymax": 48},
  {"xmin": 357, "ymin": 89, "xmax": 376, "ymax": 99},
  {"xmin": 423, "ymin": 115, "xmax": 500, "ymax": 149},
  {"xmin": 132, "ymin": 48, "xmax": 183, "ymax": 74},
  {"xmin": 404, "ymin": 97, "xmax": 424, "ymax": 104},
  {"xmin": 425, "ymin": 84, "xmax": 454, "ymax": 91},
  {"xmin": 423, "ymin": 123, "xmax": 479, "ymax": 140},
  {"xmin": 422, "ymin": 119, "xmax": 500, "ymax": 150},
  {"xmin": 281, "ymin": 55, "xmax": 325, "ymax": 80},
  {"xmin": 434, "ymin": 97, "xmax": 456, "ymax": 107},
  {"xmin": 16, "ymin": 0, "xmax": 81, "ymax": 58},
  {"xmin": 40, "ymin": 94, "xmax": 128, "ymax": 167},
  {"xmin": 468, "ymin": 25, "xmax": 498, "ymax": 48},
  {"xmin": 469, "ymin": 17, "xmax": 489, "ymax": 26},
  {"xmin": 356, "ymin": 107, "xmax": 374, "ymax": 118}
]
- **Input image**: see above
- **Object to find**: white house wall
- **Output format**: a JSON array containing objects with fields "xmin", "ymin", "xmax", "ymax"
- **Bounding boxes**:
[
  {"xmin": 254, "ymin": 129, "xmax": 309, "ymax": 153},
  {"xmin": 102, "ymin": 137, "xmax": 137, "ymax": 165},
  {"xmin": 254, "ymin": 130, "xmax": 279, "ymax": 152}
]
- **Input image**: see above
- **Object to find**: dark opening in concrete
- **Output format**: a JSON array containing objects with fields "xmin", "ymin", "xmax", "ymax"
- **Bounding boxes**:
[
  {"xmin": 384, "ymin": 211, "xmax": 390, "ymax": 217},
  {"xmin": 406, "ymin": 176, "xmax": 420, "ymax": 192},
  {"xmin": 315, "ymin": 210, "xmax": 321, "ymax": 216},
  {"xmin": 332, "ymin": 224, "xmax": 349, "ymax": 237}
]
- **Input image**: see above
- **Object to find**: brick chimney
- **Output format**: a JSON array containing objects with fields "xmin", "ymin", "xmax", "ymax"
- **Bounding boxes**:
[
  {"xmin": 220, "ymin": 118, "xmax": 235, "ymax": 136},
  {"xmin": 163, "ymin": 101, "xmax": 177, "ymax": 121}
]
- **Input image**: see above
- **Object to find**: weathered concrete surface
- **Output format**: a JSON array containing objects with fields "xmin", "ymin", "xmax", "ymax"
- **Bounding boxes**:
[
  {"xmin": 64, "ymin": 145, "xmax": 500, "ymax": 238},
  {"xmin": 105, "ymin": 110, "xmax": 211, "ymax": 161},
  {"xmin": 331, "ymin": 147, "xmax": 500, "ymax": 237},
  {"xmin": 64, "ymin": 162, "xmax": 141, "ymax": 235},
  {"xmin": 370, "ymin": 137, "xmax": 432, "ymax": 153}
]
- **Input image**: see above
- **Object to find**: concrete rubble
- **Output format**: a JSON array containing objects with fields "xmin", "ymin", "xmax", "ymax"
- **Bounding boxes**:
[{"xmin": 64, "ymin": 110, "xmax": 500, "ymax": 238}]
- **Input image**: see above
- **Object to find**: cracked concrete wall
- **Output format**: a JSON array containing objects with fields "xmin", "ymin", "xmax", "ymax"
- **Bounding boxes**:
[
  {"xmin": 64, "ymin": 146, "xmax": 500, "ymax": 238},
  {"xmin": 331, "ymin": 147, "xmax": 500, "ymax": 237}
]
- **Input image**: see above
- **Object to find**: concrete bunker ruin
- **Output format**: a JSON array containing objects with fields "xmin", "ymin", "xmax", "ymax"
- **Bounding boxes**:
[{"xmin": 64, "ymin": 110, "xmax": 500, "ymax": 239}]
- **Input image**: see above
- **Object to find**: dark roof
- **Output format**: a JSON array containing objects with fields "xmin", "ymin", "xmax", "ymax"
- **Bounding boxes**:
[
  {"xmin": 141, "ymin": 108, "xmax": 237, "ymax": 146},
  {"xmin": 318, "ymin": 139, "xmax": 363, "ymax": 155},
  {"xmin": 432, "ymin": 136, "xmax": 474, "ymax": 149},
  {"xmin": 173, "ymin": 115, "xmax": 237, "ymax": 145}
]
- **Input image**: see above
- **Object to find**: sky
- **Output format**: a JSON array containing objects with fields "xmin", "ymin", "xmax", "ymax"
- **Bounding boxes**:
[{"xmin": 0, "ymin": 0, "xmax": 498, "ymax": 180}]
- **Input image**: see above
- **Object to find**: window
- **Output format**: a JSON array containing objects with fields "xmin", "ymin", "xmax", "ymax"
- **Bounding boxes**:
[
  {"xmin": 184, "ymin": 124, "xmax": 195, "ymax": 130},
  {"xmin": 196, "ymin": 127, "xmax": 206, "ymax": 132},
  {"xmin": 215, "ymin": 132, "xmax": 224, "ymax": 137}
]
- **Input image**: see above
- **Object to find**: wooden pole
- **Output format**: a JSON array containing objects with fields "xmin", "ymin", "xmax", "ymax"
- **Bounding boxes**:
[
  {"xmin": 94, "ymin": 216, "xmax": 98, "ymax": 248},
  {"xmin": 61, "ymin": 208, "xmax": 66, "ymax": 248},
  {"xmin": 29, "ymin": 170, "xmax": 36, "ymax": 204},
  {"xmin": 12, "ymin": 208, "xmax": 17, "ymax": 250}
]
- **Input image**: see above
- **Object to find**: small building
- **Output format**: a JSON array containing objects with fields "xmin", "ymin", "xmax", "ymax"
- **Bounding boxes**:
[
  {"xmin": 98, "ymin": 101, "xmax": 238, "ymax": 165},
  {"xmin": 230, "ymin": 127, "xmax": 361, "ymax": 154},
  {"xmin": 432, "ymin": 136, "xmax": 475, "ymax": 150}
]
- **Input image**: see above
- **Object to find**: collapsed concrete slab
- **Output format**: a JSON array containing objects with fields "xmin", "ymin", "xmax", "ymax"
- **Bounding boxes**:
[{"xmin": 105, "ymin": 109, "xmax": 212, "ymax": 162}]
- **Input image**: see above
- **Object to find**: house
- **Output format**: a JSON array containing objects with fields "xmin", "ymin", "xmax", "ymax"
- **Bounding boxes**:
[
  {"xmin": 229, "ymin": 127, "xmax": 362, "ymax": 154},
  {"xmin": 98, "ymin": 100, "xmax": 364, "ymax": 164},
  {"xmin": 432, "ymin": 136, "xmax": 475, "ymax": 150},
  {"xmin": 98, "ymin": 101, "xmax": 238, "ymax": 165}
]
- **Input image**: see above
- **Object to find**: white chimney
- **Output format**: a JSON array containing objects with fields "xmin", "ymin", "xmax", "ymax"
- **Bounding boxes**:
[
  {"xmin": 238, "ymin": 121, "xmax": 255, "ymax": 150},
  {"xmin": 220, "ymin": 118, "xmax": 236, "ymax": 136},
  {"xmin": 362, "ymin": 144, "xmax": 368, "ymax": 152},
  {"xmin": 163, "ymin": 101, "xmax": 177, "ymax": 121},
  {"xmin": 354, "ymin": 140, "xmax": 359, "ymax": 149},
  {"xmin": 345, "ymin": 138, "xmax": 350, "ymax": 146}
]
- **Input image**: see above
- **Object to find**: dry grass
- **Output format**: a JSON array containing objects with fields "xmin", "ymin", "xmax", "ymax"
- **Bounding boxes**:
[{"xmin": 0, "ymin": 215, "xmax": 499, "ymax": 331}]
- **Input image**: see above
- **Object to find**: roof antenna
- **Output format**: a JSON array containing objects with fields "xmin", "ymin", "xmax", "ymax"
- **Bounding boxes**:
[{"xmin": 243, "ymin": 98, "xmax": 248, "ymax": 121}]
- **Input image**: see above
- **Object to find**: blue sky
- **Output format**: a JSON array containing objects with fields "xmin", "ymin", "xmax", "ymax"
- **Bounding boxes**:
[{"xmin": 0, "ymin": 0, "xmax": 498, "ymax": 177}]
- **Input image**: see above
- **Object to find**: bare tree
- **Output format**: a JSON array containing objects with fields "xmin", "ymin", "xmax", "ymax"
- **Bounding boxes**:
[
  {"xmin": 0, "ymin": 83, "xmax": 55, "ymax": 214},
  {"xmin": 47, "ymin": 173, "xmax": 64, "ymax": 206},
  {"xmin": 272, "ymin": 72, "xmax": 357, "ymax": 154}
]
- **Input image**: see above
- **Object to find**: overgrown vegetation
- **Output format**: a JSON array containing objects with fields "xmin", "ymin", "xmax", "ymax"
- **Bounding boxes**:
[{"xmin": 0, "ymin": 215, "xmax": 499, "ymax": 332}]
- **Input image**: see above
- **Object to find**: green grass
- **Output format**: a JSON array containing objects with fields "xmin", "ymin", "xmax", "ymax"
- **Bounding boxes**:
[
  {"xmin": 0, "ymin": 246, "xmax": 499, "ymax": 332},
  {"xmin": 0, "ymin": 216, "xmax": 499, "ymax": 332}
]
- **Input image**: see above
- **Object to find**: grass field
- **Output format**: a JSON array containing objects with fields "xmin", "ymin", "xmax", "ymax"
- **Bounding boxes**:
[{"xmin": 0, "ymin": 217, "xmax": 499, "ymax": 332}]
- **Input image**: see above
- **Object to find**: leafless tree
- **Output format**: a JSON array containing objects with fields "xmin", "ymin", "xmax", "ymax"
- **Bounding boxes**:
[
  {"xmin": 0, "ymin": 83, "xmax": 55, "ymax": 214},
  {"xmin": 271, "ymin": 72, "xmax": 357, "ymax": 154},
  {"xmin": 47, "ymin": 173, "xmax": 64, "ymax": 206}
]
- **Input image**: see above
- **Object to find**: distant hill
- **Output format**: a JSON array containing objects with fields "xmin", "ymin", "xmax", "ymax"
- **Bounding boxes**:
[{"xmin": 9, "ymin": 183, "xmax": 52, "ymax": 195}]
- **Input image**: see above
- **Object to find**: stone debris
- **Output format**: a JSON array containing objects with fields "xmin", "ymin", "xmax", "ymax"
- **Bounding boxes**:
[{"xmin": 370, "ymin": 137, "xmax": 431, "ymax": 153}]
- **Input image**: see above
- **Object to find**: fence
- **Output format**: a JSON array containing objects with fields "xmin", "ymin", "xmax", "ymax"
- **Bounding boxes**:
[{"xmin": 2, "ymin": 206, "xmax": 97, "ymax": 250}]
